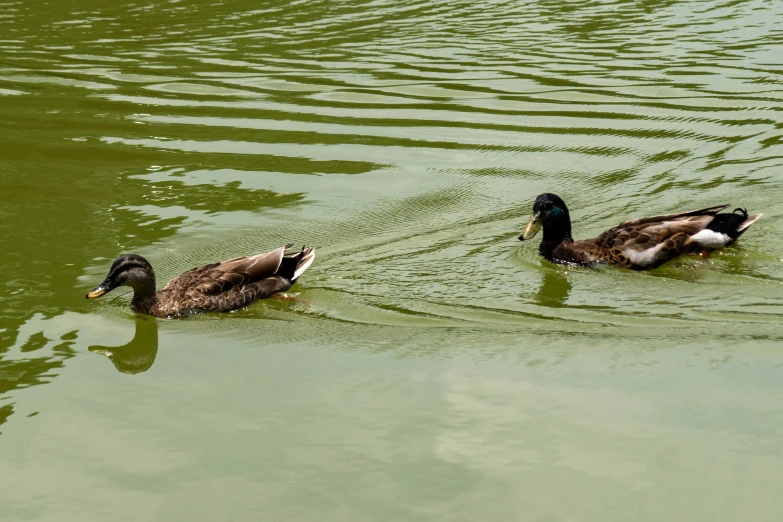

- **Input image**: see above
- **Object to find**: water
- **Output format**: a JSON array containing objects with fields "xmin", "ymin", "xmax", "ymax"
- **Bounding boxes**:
[{"xmin": 2, "ymin": 0, "xmax": 783, "ymax": 519}]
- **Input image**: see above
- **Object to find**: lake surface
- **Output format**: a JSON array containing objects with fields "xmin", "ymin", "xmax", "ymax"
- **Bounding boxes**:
[{"xmin": 2, "ymin": 0, "xmax": 783, "ymax": 519}]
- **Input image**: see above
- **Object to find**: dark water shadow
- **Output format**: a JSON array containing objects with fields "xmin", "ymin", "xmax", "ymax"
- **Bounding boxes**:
[
  {"xmin": 89, "ymin": 317, "xmax": 159, "ymax": 375},
  {"xmin": 532, "ymin": 270, "xmax": 572, "ymax": 308},
  {"xmin": 0, "ymin": 316, "xmax": 77, "ymax": 434}
]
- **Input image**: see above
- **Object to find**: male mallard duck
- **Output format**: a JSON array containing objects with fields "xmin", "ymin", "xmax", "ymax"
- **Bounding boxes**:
[
  {"xmin": 86, "ymin": 245, "xmax": 315, "ymax": 317},
  {"xmin": 519, "ymin": 193, "xmax": 761, "ymax": 270}
]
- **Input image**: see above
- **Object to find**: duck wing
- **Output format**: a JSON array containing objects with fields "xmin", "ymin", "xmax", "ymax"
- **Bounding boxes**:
[
  {"xmin": 596, "ymin": 205, "xmax": 728, "ymax": 249},
  {"xmin": 593, "ymin": 205, "xmax": 729, "ymax": 268},
  {"xmin": 162, "ymin": 245, "xmax": 287, "ymax": 296}
]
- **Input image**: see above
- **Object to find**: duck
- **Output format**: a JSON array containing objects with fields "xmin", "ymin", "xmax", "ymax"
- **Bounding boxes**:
[
  {"xmin": 518, "ymin": 193, "xmax": 761, "ymax": 270},
  {"xmin": 86, "ymin": 244, "xmax": 315, "ymax": 318}
]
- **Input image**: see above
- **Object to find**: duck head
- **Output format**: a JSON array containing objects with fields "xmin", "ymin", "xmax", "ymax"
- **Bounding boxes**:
[
  {"xmin": 86, "ymin": 254, "xmax": 156, "ymax": 301},
  {"xmin": 519, "ymin": 193, "xmax": 573, "ymax": 244}
]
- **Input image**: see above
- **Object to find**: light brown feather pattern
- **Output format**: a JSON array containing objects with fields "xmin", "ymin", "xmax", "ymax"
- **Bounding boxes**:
[
  {"xmin": 556, "ymin": 205, "xmax": 732, "ymax": 269},
  {"xmin": 89, "ymin": 246, "xmax": 315, "ymax": 318}
]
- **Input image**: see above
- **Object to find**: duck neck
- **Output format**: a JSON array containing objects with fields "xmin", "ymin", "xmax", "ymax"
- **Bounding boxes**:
[
  {"xmin": 129, "ymin": 274, "xmax": 158, "ymax": 314},
  {"xmin": 539, "ymin": 216, "xmax": 573, "ymax": 258}
]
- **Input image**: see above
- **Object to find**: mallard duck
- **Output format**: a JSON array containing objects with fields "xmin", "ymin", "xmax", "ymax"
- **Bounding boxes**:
[
  {"xmin": 86, "ymin": 244, "xmax": 315, "ymax": 317},
  {"xmin": 519, "ymin": 193, "xmax": 761, "ymax": 269}
]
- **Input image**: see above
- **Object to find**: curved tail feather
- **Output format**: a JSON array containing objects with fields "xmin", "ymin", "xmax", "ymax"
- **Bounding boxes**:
[
  {"xmin": 276, "ymin": 246, "xmax": 315, "ymax": 282},
  {"xmin": 706, "ymin": 208, "xmax": 762, "ymax": 243}
]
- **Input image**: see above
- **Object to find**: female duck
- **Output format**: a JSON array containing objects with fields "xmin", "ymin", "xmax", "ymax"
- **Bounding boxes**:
[
  {"xmin": 519, "ymin": 193, "xmax": 761, "ymax": 270},
  {"xmin": 86, "ymin": 244, "xmax": 315, "ymax": 318}
]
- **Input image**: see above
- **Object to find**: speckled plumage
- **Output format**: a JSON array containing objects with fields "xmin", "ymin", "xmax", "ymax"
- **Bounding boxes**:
[
  {"xmin": 87, "ymin": 245, "xmax": 315, "ymax": 318},
  {"xmin": 519, "ymin": 193, "xmax": 761, "ymax": 270}
]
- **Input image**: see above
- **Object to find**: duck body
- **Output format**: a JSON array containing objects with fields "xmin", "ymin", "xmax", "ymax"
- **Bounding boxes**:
[
  {"xmin": 519, "ymin": 193, "xmax": 761, "ymax": 270},
  {"xmin": 87, "ymin": 245, "xmax": 315, "ymax": 318}
]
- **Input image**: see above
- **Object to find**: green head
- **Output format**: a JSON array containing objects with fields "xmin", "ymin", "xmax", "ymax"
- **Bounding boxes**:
[{"xmin": 518, "ymin": 193, "xmax": 573, "ymax": 246}]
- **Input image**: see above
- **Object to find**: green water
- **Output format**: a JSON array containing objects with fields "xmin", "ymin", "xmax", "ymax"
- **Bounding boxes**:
[{"xmin": 2, "ymin": 0, "xmax": 783, "ymax": 519}]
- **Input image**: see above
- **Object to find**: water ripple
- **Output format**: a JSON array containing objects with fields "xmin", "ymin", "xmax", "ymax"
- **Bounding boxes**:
[{"xmin": 1, "ymin": 0, "xmax": 782, "ymax": 356}]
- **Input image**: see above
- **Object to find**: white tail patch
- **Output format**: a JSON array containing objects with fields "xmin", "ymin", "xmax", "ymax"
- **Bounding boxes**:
[
  {"xmin": 691, "ymin": 229, "xmax": 731, "ymax": 249},
  {"xmin": 293, "ymin": 249, "xmax": 315, "ymax": 280}
]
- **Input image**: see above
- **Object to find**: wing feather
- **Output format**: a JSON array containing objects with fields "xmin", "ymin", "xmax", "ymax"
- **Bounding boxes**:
[
  {"xmin": 161, "ymin": 247, "xmax": 286, "ymax": 296},
  {"xmin": 596, "ymin": 205, "xmax": 728, "ymax": 253}
]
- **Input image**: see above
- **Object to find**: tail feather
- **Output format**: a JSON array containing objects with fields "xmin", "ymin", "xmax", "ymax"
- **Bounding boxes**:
[
  {"xmin": 275, "ymin": 246, "xmax": 315, "ymax": 282},
  {"xmin": 708, "ymin": 208, "xmax": 760, "ymax": 237},
  {"xmin": 293, "ymin": 247, "xmax": 315, "ymax": 281},
  {"xmin": 738, "ymin": 213, "xmax": 762, "ymax": 233}
]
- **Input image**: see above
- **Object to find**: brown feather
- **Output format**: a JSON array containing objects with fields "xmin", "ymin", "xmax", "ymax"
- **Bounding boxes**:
[
  {"xmin": 162, "ymin": 247, "xmax": 285, "ymax": 295},
  {"xmin": 596, "ymin": 205, "xmax": 728, "ymax": 248},
  {"xmin": 565, "ymin": 205, "xmax": 728, "ymax": 269},
  {"xmin": 89, "ymin": 246, "xmax": 315, "ymax": 318}
]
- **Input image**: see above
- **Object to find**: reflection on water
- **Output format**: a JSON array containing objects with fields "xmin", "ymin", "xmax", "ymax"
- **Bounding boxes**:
[
  {"xmin": 0, "ymin": 315, "xmax": 77, "ymax": 433},
  {"xmin": 89, "ymin": 317, "xmax": 159, "ymax": 375},
  {"xmin": 533, "ymin": 270, "xmax": 572, "ymax": 308}
]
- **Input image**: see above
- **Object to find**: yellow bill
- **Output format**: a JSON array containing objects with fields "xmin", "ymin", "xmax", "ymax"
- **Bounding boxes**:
[
  {"xmin": 86, "ymin": 285, "xmax": 109, "ymax": 299},
  {"xmin": 519, "ymin": 211, "xmax": 542, "ymax": 240}
]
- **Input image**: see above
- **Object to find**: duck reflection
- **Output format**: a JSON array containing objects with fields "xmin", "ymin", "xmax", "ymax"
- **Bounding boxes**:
[
  {"xmin": 89, "ymin": 317, "xmax": 158, "ymax": 374},
  {"xmin": 533, "ymin": 270, "xmax": 571, "ymax": 308}
]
